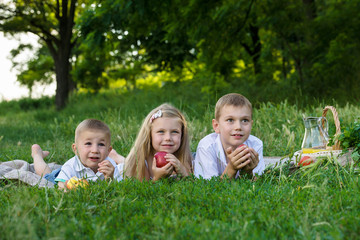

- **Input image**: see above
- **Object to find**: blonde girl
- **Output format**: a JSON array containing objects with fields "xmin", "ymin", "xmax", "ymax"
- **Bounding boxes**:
[{"xmin": 124, "ymin": 103, "xmax": 192, "ymax": 181}]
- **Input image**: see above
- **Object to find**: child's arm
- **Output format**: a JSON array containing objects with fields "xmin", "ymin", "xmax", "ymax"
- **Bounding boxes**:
[
  {"xmin": 151, "ymin": 158, "xmax": 174, "ymax": 181},
  {"xmin": 165, "ymin": 153, "xmax": 190, "ymax": 177},
  {"xmin": 251, "ymin": 143, "xmax": 265, "ymax": 176},
  {"xmin": 98, "ymin": 160, "xmax": 115, "ymax": 180},
  {"xmin": 55, "ymin": 165, "xmax": 72, "ymax": 190},
  {"xmin": 193, "ymin": 145, "xmax": 221, "ymax": 179},
  {"xmin": 57, "ymin": 181, "xmax": 67, "ymax": 190}
]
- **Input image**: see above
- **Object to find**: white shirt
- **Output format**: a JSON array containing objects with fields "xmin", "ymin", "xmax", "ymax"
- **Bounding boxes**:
[
  {"xmin": 55, "ymin": 155, "xmax": 122, "ymax": 182},
  {"xmin": 117, "ymin": 163, "xmax": 124, "ymax": 180},
  {"xmin": 193, "ymin": 133, "xmax": 265, "ymax": 179}
]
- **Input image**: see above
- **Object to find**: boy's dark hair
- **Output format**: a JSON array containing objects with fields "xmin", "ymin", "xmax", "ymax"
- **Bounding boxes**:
[{"xmin": 215, "ymin": 93, "xmax": 252, "ymax": 120}]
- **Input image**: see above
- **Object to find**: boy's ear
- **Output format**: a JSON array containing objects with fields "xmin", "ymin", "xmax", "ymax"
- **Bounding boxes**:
[
  {"xmin": 72, "ymin": 143, "xmax": 77, "ymax": 154},
  {"xmin": 212, "ymin": 119, "xmax": 220, "ymax": 133},
  {"xmin": 108, "ymin": 146, "xmax": 113, "ymax": 154}
]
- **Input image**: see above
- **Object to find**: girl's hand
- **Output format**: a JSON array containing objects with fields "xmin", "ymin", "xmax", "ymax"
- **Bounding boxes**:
[
  {"xmin": 165, "ymin": 153, "xmax": 189, "ymax": 177},
  {"xmin": 152, "ymin": 157, "xmax": 174, "ymax": 181},
  {"xmin": 98, "ymin": 160, "xmax": 115, "ymax": 180}
]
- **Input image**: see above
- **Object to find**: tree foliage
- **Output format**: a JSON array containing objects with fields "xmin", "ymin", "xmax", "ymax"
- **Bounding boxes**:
[
  {"xmin": 75, "ymin": 0, "xmax": 359, "ymax": 101},
  {"xmin": 1, "ymin": 0, "xmax": 360, "ymax": 106}
]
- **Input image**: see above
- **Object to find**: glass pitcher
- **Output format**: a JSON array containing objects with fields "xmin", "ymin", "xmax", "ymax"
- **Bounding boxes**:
[{"xmin": 301, "ymin": 117, "xmax": 329, "ymax": 153}]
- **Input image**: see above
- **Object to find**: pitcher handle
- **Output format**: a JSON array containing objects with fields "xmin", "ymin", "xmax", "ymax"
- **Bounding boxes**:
[{"xmin": 318, "ymin": 117, "xmax": 329, "ymax": 140}]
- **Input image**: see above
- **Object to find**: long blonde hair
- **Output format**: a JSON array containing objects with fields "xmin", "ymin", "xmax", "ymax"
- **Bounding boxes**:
[{"xmin": 124, "ymin": 103, "xmax": 192, "ymax": 180}]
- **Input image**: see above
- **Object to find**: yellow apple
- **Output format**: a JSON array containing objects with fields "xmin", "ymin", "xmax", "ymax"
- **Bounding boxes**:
[{"xmin": 65, "ymin": 177, "xmax": 89, "ymax": 190}]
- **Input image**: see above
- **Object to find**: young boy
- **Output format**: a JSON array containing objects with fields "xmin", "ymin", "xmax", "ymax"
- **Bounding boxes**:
[
  {"xmin": 32, "ymin": 119, "xmax": 122, "ymax": 189},
  {"xmin": 194, "ymin": 93, "xmax": 265, "ymax": 179}
]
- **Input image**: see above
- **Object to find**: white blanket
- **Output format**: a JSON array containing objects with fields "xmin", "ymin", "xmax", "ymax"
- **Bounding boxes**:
[{"xmin": 0, "ymin": 160, "xmax": 62, "ymax": 188}]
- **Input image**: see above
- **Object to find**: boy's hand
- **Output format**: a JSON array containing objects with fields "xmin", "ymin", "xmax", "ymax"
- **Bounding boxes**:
[
  {"xmin": 241, "ymin": 147, "xmax": 259, "ymax": 174},
  {"xmin": 222, "ymin": 146, "xmax": 251, "ymax": 179},
  {"xmin": 165, "ymin": 153, "xmax": 189, "ymax": 177},
  {"xmin": 57, "ymin": 181, "xmax": 67, "ymax": 191},
  {"xmin": 228, "ymin": 145, "xmax": 252, "ymax": 169},
  {"xmin": 223, "ymin": 145, "xmax": 260, "ymax": 179},
  {"xmin": 98, "ymin": 160, "xmax": 115, "ymax": 180},
  {"xmin": 152, "ymin": 157, "xmax": 174, "ymax": 181}
]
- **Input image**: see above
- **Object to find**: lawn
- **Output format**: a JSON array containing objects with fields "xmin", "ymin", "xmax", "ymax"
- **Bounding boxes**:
[{"xmin": 0, "ymin": 90, "xmax": 359, "ymax": 239}]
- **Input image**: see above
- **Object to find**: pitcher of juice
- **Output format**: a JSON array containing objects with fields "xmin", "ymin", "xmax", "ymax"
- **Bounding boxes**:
[{"xmin": 301, "ymin": 117, "xmax": 329, "ymax": 153}]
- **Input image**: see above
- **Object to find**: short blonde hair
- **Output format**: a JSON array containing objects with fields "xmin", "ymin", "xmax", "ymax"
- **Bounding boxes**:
[
  {"xmin": 75, "ymin": 119, "xmax": 111, "ymax": 144},
  {"xmin": 215, "ymin": 93, "xmax": 252, "ymax": 120},
  {"xmin": 124, "ymin": 103, "xmax": 192, "ymax": 180}
]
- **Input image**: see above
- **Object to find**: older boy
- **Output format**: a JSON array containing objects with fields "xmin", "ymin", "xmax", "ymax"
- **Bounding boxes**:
[
  {"xmin": 194, "ymin": 93, "xmax": 265, "ymax": 179},
  {"xmin": 32, "ymin": 119, "xmax": 121, "ymax": 189}
]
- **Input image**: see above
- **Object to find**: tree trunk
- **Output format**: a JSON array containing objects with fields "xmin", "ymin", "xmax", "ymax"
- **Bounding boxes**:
[
  {"xmin": 54, "ymin": 55, "xmax": 70, "ymax": 110},
  {"xmin": 249, "ymin": 25, "xmax": 262, "ymax": 75},
  {"xmin": 302, "ymin": 0, "xmax": 317, "ymax": 20},
  {"xmin": 46, "ymin": 39, "xmax": 74, "ymax": 110},
  {"xmin": 53, "ymin": 0, "xmax": 76, "ymax": 110},
  {"xmin": 241, "ymin": 24, "xmax": 262, "ymax": 79}
]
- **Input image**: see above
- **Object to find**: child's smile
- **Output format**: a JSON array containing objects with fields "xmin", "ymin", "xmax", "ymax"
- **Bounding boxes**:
[
  {"xmin": 162, "ymin": 143, "xmax": 174, "ymax": 148},
  {"xmin": 232, "ymin": 133, "xmax": 244, "ymax": 139}
]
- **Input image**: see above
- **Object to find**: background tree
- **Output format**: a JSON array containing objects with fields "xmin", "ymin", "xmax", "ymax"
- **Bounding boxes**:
[
  {"xmin": 1, "ymin": 0, "xmax": 359, "ymax": 106},
  {"xmin": 260, "ymin": 0, "xmax": 360, "ymax": 100},
  {"xmin": 76, "ymin": 0, "xmax": 275, "ymax": 100},
  {"xmin": 0, "ymin": 0, "xmax": 82, "ymax": 109},
  {"xmin": 75, "ymin": 0, "xmax": 196, "ymax": 90}
]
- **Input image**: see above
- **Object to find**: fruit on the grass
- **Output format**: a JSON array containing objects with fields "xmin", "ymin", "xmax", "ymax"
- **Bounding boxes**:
[
  {"xmin": 299, "ymin": 156, "xmax": 314, "ymax": 166},
  {"xmin": 66, "ymin": 177, "xmax": 89, "ymax": 190},
  {"xmin": 155, "ymin": 151, "xmax": 168, "ymax": 168}
]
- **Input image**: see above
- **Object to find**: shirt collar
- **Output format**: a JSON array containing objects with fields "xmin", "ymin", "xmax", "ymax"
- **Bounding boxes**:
[
  {"xmin": 74, "ymin": 155, "xmax": 104, "ymax": 178},
  {"xmin": 74, "ymin": 155, "xmax": 86, "ymax": 172}
]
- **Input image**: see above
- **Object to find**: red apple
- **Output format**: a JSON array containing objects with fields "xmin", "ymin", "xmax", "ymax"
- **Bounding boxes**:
[
  {"xmin": 155, "ymin": 151, "xmax": 168, "ymax": 168},
  {"xmin": 237, "ymin": 144, "xmax": 246, "ymax": 149},
  {"xmin": 299, "ymin": 156, "xmax": 314, "ymax": 167}
]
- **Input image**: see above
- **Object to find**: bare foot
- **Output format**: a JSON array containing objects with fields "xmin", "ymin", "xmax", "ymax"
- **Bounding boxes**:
[
  {"xmin": 109, "ymin": 149, "xmax": 125, "ymax": 164},
  {"xmin": 31, "ymin": 144, "xmax": 50, "ymax": 159},
  {"xmin": 32, "ymin": 144, "xmax": 52, "ymax": 176}
]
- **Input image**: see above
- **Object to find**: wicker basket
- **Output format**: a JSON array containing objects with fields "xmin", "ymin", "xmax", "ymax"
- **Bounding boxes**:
[{"xmin": 322, "ymin": 106, "xmax": 342, "ymax": 150}]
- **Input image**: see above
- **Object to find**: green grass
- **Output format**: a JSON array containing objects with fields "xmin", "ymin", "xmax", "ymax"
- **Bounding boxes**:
[
  {"xmin": 1, "ymin": 164, "xmax": 359, "ymax": 239},
  {"xmin": 1, "ymin": 89, "xmax": 360, "ymax": 239}
]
